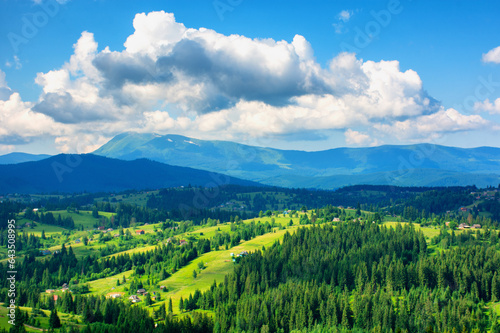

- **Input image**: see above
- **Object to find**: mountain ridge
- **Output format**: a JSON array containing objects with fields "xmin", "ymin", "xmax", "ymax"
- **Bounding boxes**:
[
  {"xmin": 93, "ymin": 132, "xmax": 500, "ymax": 188},
  {"xmin": 0, "ymin": 154, "xmax": 262, "ymax": 194}
]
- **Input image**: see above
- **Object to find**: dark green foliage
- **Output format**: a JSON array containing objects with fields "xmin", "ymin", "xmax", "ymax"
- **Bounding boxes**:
[
  {"xmin": 49, "ymin": 308, "xmax": 61, "ymax": 328},
  {"xmin": 188, "ymin": 222, "xmax": 500, "ymax": 332}
]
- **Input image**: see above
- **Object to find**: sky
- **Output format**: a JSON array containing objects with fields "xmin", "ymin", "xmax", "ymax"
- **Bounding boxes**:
[{"xmin": 0, "ymin": 0, "xmax": 499, "ymax": 154}]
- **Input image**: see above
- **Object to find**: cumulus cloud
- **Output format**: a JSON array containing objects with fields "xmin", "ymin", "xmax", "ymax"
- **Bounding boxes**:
[
  {"xmin": 345, "ymin": 129, "xmax": 378, "ymax": 146},
  {"xmin": 0, "ymin": 11, "xmax": 493, "ymax": 152},
  {"xmin": 0, "ymin": 91, "xmax": 63, "ymax": 145},
  {"xmin": 374, "ymin": 108, "xmax": 489, "ymax": 141},
  {"xmin": 474, "ymin": 98, "xmax": 500, "ymax": 114},
  {"xmin": 482, "ymin": 46, "xmax": 500, "ymax": 64}
]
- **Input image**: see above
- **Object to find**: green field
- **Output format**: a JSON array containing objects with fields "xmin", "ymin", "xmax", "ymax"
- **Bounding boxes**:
[
  {"xmin": 0, "ymin": 304, "xmax": 82, "ymax": 331},
  {"xmin": 152, "ymin": 225, "xmax": 307, "ymax": 315},
  {"xmin": 83, "ymin": 215, "xmax": 305, "ymax": 315}
]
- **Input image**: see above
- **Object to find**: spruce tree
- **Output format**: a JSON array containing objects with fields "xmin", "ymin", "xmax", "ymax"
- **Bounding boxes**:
[{"xmin": 49, "ymin": 308, "xmax": 61, "ymax": 328}]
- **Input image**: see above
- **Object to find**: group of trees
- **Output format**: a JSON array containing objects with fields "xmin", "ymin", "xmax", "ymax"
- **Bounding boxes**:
[
  {"xmin": 0, "ymin": 236, "xmax": 209, "ymax": 308},
  {"xmin": 176, "ymin": 222, "xmax": 500, "ymax": 332}
]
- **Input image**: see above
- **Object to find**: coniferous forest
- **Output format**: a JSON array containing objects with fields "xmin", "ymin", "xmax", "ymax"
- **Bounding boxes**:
[{"xmin": 1, "ymin": 185, "xmax": 500, "ymax": 332}]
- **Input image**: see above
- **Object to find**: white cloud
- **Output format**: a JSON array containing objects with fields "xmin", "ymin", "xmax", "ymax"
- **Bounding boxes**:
[
  {"xmin": 339, "ymin": 10, "xmax": 353, "ymax": 22},
  {"xmin": 482, "ymin": 46, "xmax": 500, "ymax": 64},
  {"xmin": 0, "ymin": 11, "xmax": 493, "ymax": 152},
  {"xmin": 5, "ymin": 56, "xmax": 22, "ymax": 70},
  {"xmin": 374, "ymin": 107, "xmax": 489, "ymax": 141},
  {"xmin": 333, "ymin": 10, "xmax": 354, "ymax": 34},
  {"xmin": 474, "ymin": 98, "xmax": 500, "ymax": 114},
  {"xmin": 0, "ymin": 92, "xmax": 64, "ymax": 144},
  {"xmin": 124, "ymin": 11, "xmax": 187, "ymax": 57},
  {"xmin": 345, "ymin": 129, "xmax": 378, "ymax": 146}
]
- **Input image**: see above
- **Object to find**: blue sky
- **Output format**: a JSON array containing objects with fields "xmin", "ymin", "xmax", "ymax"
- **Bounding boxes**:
[{"xmin": 0, "ymin": 0, "xmax": 499, "ymax": 154}]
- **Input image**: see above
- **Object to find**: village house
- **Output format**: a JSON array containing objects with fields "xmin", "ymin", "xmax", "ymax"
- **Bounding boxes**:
[
  {"xmin": 136, "ymin": 230, "xmax": 145, "ymax": 235},
  {"xmin": 179, "ymin": 239, "xmax": 187, "ymax": 246},
  {"xmin": 40, "ymin": 249, "xmax": 52, "ymax": 256},
  {"xmin": 45, "ymin": 289, "xmax": 55, "ymax": 294},
  {"xmin": 108, "ymin": 293, "xmax": 122, "ymax": 299},
  {"xmin": 332, "ymin": 217, "xmax": 340, "ymax": 222},
  {"xmin": 472, "ymin": 224, "xmax": 482, "ymax": 229},
  {"xmin": 128, "ymin": 295, "xmax": 141, "ymax": 303},
  {"xmin": 75, "ymin": 239, "xmax": 81, "ymax": 244},
  {"xmin": 458, "ymin": 223, "xmax": 471, "ymax": 229},
  {"xmin": 98, "ymin": 226, "xmax": 105, "ymax": 230},
  {"xmin": 137, "ymin": 288, "xmax": 147, "ymax": 295}
]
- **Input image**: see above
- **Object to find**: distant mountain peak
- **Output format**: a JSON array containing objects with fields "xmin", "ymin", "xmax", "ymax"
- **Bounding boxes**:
[{"xmin": 92, "ymin": 132, "xmax": 500, "ymax": 189}]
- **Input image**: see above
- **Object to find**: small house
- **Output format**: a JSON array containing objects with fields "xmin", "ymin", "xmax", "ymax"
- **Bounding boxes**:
[
  {"xmin": 46, "ymin": 289, "xmax": 55, "ymax": 294},
  {"xmin": 98, "ymin": 226, "xmax": 105, "ymax": 231},
  {"xmin": 75, "ymin": 239, "xmax": 81, "ymax": 244},
  {"xmin": 472, "ymin": 224, "xmax": 481, "ymax": 229},
  {"xmin": 128, "ymin": 295, "xmax": 141, "ymax": 303},
  {"xmin": 332, "ymin": 217, "xmax": 340, "ymax": 222},
  {"xmin": 179, "ymin": 239, "xmax": 187, "ymax": 246},
  {"xmin": 40, "ymin": 250, "xmax": 52, "ymax": 256},
  {"xmin": 136, "ymin": 230, "xmax": 145, "ymax": 235},
  {"xmin": 137, "ymin": 288, "xmax": 147, "ymax": 295}
]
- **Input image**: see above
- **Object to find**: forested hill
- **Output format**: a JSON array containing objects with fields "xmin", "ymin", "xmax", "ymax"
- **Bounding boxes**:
[
  {"xmin": 93, "ymin": 132, "xmax": 500, "ymax": 188},
  {"xmin": 0, "ymin": 154, "xmax": 262, "ymax": 194},
  {"xmin": 191, "ymin": 223, "xmax": 500, "ymax": 332}
]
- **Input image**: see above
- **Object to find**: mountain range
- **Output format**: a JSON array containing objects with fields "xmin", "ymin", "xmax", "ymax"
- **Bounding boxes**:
[
  {"xmin": 92, "ymin": 132, "xmax": 500, "ymax": 188},
  {"xmin": 1, "ymin": 132, "xmax": 499, "ymax": 193},
  {"xmin": 0, "ymin": 154, "xmax": 260, "ymax": 194}
]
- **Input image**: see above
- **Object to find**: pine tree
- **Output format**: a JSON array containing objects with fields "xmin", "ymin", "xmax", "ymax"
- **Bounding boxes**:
[
  {"xmin": 168, "ymin": 298, "xmax": 173, "ymax": 313},
  {"xmin": 49, "ymin": 308, "xmax": 61, "ymax": 328},
  {"xmin": 179, "ymin": 296, "xmax": 184, "ymax": 312}
]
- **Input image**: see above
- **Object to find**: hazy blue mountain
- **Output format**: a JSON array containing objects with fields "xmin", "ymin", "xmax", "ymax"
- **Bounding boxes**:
[
  {"xmin": 0, "ymin": 152, "xmax": 51, "ymax": 164},
  {"xmin": 93, "ymin": 132, "xmax": 500, "ymax": 188},
  {"xmin": 0, "ymin": 154, "xmax": 261, "ymax": 194}
]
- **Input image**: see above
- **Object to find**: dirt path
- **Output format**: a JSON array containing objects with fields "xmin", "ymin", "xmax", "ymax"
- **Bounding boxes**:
[{"xmin": 24, "ymin": 324, "xmax": 44, "ymax": 331}]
